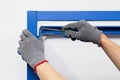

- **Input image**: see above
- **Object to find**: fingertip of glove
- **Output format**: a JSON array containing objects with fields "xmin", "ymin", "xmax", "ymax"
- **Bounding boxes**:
[
  {"xmin": 20, "ymin": 34, "xmax": 26, "ymax": 41},
  {"xmin": 22, "ymin": 29, "xmax": 28, "ymax": 34},
  {"xmin": 22, "ymin": 56, "xmax": 25, "ymax": 61},
  {"xmin": 17, "ymin": 49, "xmax": 21, "ymax": 55},
  {"xmin": 64, "ymin": 22, "xmax": 76, "ymax": 29},
  {"xmin": 22, "ymin": 29, "xmax": 33, "ymax": 37},
  {"xmin": 71, "ymin": 38, "xmax": 76, "ymax": 41}
]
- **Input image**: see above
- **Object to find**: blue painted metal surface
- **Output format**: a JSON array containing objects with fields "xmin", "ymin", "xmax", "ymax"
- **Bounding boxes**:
[
  {"xmin": 39, "ymin": 26, "xmax": 64, "ymax": 37},
  {"xmin": 27, "ymin": 11, "xmax": 120, "ymax": 80},
  {"xmin": 27, "ymin": 11, "xmax": 39, "ymax": 80},
  {"xmin": 37, "ymin": 11, "xmax": 120, "ymax": 21}
]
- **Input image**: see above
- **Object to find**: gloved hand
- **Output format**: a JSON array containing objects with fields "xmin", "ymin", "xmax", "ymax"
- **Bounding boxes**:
[
  {"xmin": 18, "ymin": 29, "xmax": 48, "ymax": 72},
  {"xmin": 64, "ymin": 20, "xmax": 101, "ymax": 46}
]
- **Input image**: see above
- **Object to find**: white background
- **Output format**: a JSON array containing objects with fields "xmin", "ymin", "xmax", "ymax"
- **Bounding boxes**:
[{"xmin": 0, "ymin": 0, "xmax": 120, "ymax": 80}]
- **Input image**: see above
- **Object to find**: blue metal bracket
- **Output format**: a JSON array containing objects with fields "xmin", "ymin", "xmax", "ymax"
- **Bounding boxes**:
[{"xmin": 27, "ymin": 11, "xmax": 120, "ymax": 80}]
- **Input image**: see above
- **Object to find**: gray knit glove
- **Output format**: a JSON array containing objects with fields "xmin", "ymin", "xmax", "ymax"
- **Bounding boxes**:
[
  {"xmin": 18, "ymin": 29, "xmax": 48, "ymax": 71},
  {"xmin": 64, "ymin": 20, "xmax": 101, "ymax": 46}
]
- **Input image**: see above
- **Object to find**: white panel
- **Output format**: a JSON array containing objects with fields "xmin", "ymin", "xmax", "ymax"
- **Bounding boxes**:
[{"xmin": 45, "ymin": 38, "xmax": 120, "ymax": 80}]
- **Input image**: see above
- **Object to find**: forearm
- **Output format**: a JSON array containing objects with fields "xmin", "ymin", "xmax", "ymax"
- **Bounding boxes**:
[
  {"xmin": 36, "ymin": 62, "xmax": 66, "ymax": 80},
  {"xmin": 100, "ymin": 34, "xmax": 120, "ymax": 70}
]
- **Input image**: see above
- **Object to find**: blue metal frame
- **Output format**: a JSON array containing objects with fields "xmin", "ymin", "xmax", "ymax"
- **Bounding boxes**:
[{"xmin": 27, "ymin": 11, "xmax": 120, "ymax": 80}]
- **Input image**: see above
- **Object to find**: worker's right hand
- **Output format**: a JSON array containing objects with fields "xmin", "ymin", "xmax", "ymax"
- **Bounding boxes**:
[
  {"xmin": 18, "ymin": 29, "xmax": 48, "ymax": 72},
  {"xmin": 64, "ymin": 20, "xmax": 102, "ymax": 46}
]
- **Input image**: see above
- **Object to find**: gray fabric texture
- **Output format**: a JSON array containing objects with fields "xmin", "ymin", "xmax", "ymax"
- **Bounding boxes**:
[
  {"xmin": 18, "ymin": 29, "xmax": 45, "ymax": 69},
  {"xmin": 64, "ymin": 20, "xmax": 101, "ymax": 46}
]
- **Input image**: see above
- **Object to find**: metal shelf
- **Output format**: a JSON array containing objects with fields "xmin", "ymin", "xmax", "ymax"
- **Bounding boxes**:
[{"xmin": 27, "ymin": 11, "xmax": 120, "ymax": 80}]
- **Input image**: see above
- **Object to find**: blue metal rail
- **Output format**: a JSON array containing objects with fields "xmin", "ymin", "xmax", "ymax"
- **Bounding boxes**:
[
  {"xmin": 39, "ymin": 26, "xmax": 120, "ymax": 37},
  {"xmin": 37, "ymin": 11, "xmax": 120, "ymax": 21}
]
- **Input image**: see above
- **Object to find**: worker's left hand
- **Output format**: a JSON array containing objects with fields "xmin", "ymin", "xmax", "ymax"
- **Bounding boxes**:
[{"xmin": 18, "ymin": 29, "xmax": 48, "ymax": 71}]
